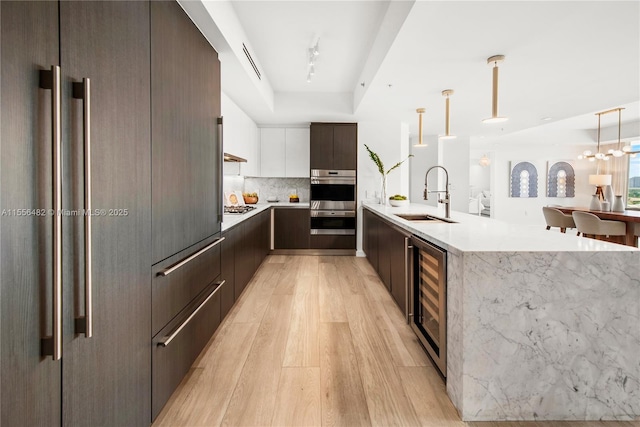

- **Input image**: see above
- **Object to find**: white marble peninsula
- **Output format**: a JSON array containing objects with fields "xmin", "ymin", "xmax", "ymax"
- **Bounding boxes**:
[{"xmin": 363, "ymin": 203, "xmax": 640, "ymax": 422}]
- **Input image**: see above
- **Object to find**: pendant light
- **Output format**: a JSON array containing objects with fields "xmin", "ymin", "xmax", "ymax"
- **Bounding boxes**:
[
  {"xmin": 479, "ymin": 154, "xmax": 490, "ymax": 167},
  {"xmin": 439, "ymin": 90, "xmax": 456, "ymax": 140},
  {"xmin": 482, "ymin": 55, "xmax": 508, "ymax": 123},
  {"xmin": 578, "ymin": 107, "xmax": 640, "ymax": 161},
  {"xmin": 414, "ymin": 108, "xmax": 428, "ymax": 147}
]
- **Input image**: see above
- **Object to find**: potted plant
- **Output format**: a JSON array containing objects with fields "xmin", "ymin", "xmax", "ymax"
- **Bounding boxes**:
[{"xmin": 364, "ymin": 144, "xmax": 413, "ymax": 205}]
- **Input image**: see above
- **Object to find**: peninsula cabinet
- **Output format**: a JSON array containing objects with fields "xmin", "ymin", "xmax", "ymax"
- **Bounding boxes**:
[
  {"xmin": 1, "ymin": 1, "xmax": 152, "ymax": 426},
  {"xmin": 151, "ymin": 0, "xmax": 222, "ymax": 264},
  {"xmin": 363, "ymin": 209, "xmax": 410, "ymax": 315},
  {"xmin": 310, "ymin": 123, "xmax": 357, "ymax": 170}
]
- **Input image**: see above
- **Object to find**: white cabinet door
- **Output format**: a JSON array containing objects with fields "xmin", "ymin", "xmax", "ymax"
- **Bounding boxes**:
[
  {"xmin": 260, "ymin": 128, "xmax": 286, "ymax": 177},
  {"xmin": 285, "ymin": 128, "xmax": 310, "ymax": 177}
]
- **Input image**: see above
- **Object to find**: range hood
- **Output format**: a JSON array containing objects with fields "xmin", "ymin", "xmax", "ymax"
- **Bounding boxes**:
[{"xmin": 223, "ymin": 152, "xmax": 247, "ymax": 163}]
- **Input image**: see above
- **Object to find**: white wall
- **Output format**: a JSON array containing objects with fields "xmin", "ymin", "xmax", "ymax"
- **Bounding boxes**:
[
  {"xmin": 478, "ymin": 128, "xmax": 601, "ymax": 226},
  {"xmin": 357, "ymin": 121, "xmax": 410, "ymax": 254},
  {"xmin": 409, "ymin": 136, "xmax": 470, "ymax": 214},
  {"xmin": 221, "ymin": 91, "xmax": 260, "ymax": 176}
]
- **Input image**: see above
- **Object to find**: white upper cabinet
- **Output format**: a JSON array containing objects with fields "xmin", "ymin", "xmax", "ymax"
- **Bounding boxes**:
[
  {"xmin": 260, "ymin": 128, "xmax": 286, "ymax": 177},
  {"xmin": 260, "ymin": 127, "xmax": 310, "ymax": 177},
  {"xmin": 285, "ymin": 128, "xmax": 310, "ymax": 177}
]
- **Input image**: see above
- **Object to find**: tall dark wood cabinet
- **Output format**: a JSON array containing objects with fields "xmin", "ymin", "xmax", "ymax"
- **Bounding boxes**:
[
  {"xmin": 1, "ymin": 3, "xmax": 61, "ymax": 425},
  {"xmin": 149, "ymin": 1, "xmax": 223, "ymax": 420},
  {"xmin": 1, "ymin": 1, "xmax": 152, "ymax": 426},
  {"xmin": 310, "ymin": 123, "xmax": 357, "ymax": 170},
  {"xmin": 151, "ymin": 0, "xmax": 222, "ymax": 264}
]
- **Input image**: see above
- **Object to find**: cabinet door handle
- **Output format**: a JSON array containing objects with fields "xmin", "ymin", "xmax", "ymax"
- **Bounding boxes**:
[
  {"xmin": 217, "ymin": 117, "xmax": 224, "ymax": 223},
  {"xmin": 39, "ymin": 65, "xmax": 63, "ymax": 360},
  {"xmin": 73, "ymin": 78, "xmax": 92, "ymax": 337},
  {"xmin": 158, "ymin": 237, "xmax": 225, "ymax": 277},
  {"xmin": 157, "ymin": 280, "xmax": 225, "ymax": 347},
  {"xmin": 404, "ymin": 236, "xmax": 412, "ymax": 324}
]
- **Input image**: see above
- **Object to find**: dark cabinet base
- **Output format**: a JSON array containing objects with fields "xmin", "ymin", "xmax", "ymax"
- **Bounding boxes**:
[
  {"xmin": 152, "ymin": 281, "xmax": 223, "ymax": 420},
  {"xmin": 310, "ymin": 234, "xmax": 356, "ymax": 249}
]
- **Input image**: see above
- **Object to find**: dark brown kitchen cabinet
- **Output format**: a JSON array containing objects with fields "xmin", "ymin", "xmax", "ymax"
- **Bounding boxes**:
[
  {"xmin": 363, "ymin": 209, "xmax": 410, "ymax": 316},
  {"xmin": 388, "ymin": 224, "xmax": 411, "ymax": 314},
  {"xmin": 2, "ymin": 2, "xmax": 152, "ymax": 426},
  {"xmin": 229, "ymin": 210, "xmax": 271, "ymax": 301},
  {"xmin": 152, "ymin": 281, "xmax": 222, "ymax": 419},
  {"xmin": 274, "ymin": 208, "xmax": 310, "ymax": 249},
  {"xmin": 310, "ymin": 123, "xmax": 357, "ymax": 170},
  {"xmin": 151, "ymin": 0, "xmax": 222, "ymax": 264},
  {"xmin": 363, "ymin": 209, "xmax": 380, "ymax": 272},
  {"xmin": 221, "ymin": 226, "xmax": 239, "ymax": 319}
]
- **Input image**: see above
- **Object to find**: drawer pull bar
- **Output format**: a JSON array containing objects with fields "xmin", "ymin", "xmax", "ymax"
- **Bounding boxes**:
[
  {"xmin": 157, "ymin": 280, "xmax": 225, "ymax": 347},
  {"xmin": 158, "ymin": 237, "xmax": 225, "ymax": 277}
]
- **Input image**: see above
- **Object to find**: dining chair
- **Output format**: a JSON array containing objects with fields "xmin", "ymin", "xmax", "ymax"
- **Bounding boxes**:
[
  {"xmin": 542, "ymin": 207, "xmax": 576, "ymax": 233},
  {"xmin": 572, "ymin": 211, "xmax": 626, "ymax": 243}
]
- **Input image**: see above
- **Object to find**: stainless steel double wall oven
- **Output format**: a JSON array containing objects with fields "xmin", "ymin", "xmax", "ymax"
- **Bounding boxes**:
[{"xmin": 310, "ymin": 169, "xmax": 356, "ymax": 235}]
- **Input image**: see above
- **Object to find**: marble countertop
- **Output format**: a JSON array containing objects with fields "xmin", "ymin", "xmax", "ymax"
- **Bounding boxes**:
[
  {"xmin": 363, "ymin": 202, "xmax": 638, "ymax": 254},
  {"xmin": 221, "ymin": 202, "xmax": 309, "ymax": 232}
]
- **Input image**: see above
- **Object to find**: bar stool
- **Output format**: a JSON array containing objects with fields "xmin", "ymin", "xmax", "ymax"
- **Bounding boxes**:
[
  {"xmin": 572, "ymin": 211, "xmax": 626, "ymax": 244},
  {"xmin": 542, "ymin": 207, "xmax": 576, "ymax": 233},
  {"xmin": 635, "ymin": 223, "xmax": 640, "ymax": 247}
]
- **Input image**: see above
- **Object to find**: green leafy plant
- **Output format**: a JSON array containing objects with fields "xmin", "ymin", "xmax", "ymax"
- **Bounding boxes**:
[
  {"xmin": 364, "ymin": 144, "xmax": 413, "ymax": 203},
  {"xmin": 364, "ymin": 144, "xmax": 413, "ymax": 176}
]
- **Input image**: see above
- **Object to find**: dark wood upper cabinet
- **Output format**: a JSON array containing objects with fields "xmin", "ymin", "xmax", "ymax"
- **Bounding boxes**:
[
  {"xmin": 151, "ymin": 0, "xmax": 222, "ymax": 264},
  {"xmin": 274, "ymin": 208, "xmax": 310, "ymax": 249},
  {"xmin": 333, "ymin": 124, "xmax": 358, "ymax": 170},
  {"xmin": 310, "ymin": 123, "xmax": 357, "ymax": 170}
]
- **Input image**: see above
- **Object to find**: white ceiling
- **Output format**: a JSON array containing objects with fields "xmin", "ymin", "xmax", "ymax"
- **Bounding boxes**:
[{"xmin": 219, "ymin": 1, "xmax": 640, "ymax": 139}]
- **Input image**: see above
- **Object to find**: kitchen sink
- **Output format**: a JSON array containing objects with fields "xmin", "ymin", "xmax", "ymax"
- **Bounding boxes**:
[{"xmin": 394, "ymin": 213, "xmax": 457, "ymax": 224}]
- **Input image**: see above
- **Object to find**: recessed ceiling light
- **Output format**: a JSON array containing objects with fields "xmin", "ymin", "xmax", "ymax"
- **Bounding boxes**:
[{"xmin": 541, "ymin": 117, "xmax": 552, "ymax": 121}]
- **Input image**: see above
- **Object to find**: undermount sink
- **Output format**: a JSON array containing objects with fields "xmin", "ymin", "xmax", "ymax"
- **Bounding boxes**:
[{"xmin": 394, "ymin": 213, "xmax": 457, "ymax": 224}]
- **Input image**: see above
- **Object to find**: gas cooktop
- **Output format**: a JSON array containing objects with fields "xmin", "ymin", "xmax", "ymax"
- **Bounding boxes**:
[{"xmin": 224, "ymin": 205, "xmax": 256, "ymax": 214}]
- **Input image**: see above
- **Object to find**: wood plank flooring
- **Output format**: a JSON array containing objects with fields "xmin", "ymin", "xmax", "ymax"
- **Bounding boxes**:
[{"xmin": 153, "ymin": 255, "xmax": 639, "ymax": 427}]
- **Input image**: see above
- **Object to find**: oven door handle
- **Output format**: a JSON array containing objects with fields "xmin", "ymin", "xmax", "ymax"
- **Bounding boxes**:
[
  {"xmin": 310, "ymin": 177, "xmax": 356, "ymax": 185},
  {"xmin": 310, "ymin": 210, "xmax": 356, "ymax": 217}
]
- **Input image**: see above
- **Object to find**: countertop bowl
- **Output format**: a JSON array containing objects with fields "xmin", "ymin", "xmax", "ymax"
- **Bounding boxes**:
[
  {"xmin": 243, "ymin": 196, "xmax": 258, "ymax": 204},
  {"xmin": 389, "ymin": 199, "xmax": 409, "ymax": 207}
]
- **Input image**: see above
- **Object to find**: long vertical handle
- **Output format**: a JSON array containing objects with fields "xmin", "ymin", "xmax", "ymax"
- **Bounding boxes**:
[
  {"xmin": 39, "ymin": 65, "xmax": 63, "ymax": 360},
  {"xmin": 73, "ymin": 78, "xmax": 92, "ymax": 337},
  {"xmin": 217, "ymin": 117, "xmax": 224, "ymax": 223},
  {"xmin": 404, "ymin": 236, "xmax": 413, "ymax": 324}
]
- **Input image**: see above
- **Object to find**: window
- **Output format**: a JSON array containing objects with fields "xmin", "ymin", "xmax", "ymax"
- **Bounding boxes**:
[{"xmin": 628, "ymin": 143, "xmax": 640, "ymax": 208}]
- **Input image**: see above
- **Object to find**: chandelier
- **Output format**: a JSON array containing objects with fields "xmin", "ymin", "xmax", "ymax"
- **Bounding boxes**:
[{"xmin": 578, "ymin": 107, "xmax": 639, "ymax": 161}]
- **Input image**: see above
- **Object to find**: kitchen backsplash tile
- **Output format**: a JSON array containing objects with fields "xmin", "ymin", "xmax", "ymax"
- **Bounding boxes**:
[{"xmin": 244, "ymin": 177, "xmax": 310, "ymax": 202}]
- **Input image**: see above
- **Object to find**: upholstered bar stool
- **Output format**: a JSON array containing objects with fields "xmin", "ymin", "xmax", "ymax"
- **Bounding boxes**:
[
  {"xmin": 542, "ymin": 207, "xmax": 576, "ymax": 233},
  {"xmin": 572, "ymin": 211, "xmax": 626, "ymax": 244}
]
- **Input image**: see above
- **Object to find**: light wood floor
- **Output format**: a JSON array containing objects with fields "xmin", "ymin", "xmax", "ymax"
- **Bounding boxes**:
[{"xmin": 153, "ymin": 255, "xmax": 639, "ymax": 427}]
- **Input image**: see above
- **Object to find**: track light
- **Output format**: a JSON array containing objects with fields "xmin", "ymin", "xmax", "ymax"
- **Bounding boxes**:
[
  {"xmin": 306, "ymin": 73, "xmax": 311, "ymax": 83},
  {"xmin": 312, "ymin": 42, "xmax": 319, "ymax": 56},
  {"xmin": 309, "ymin": 65, "xmax": 315, "ymax": 76},
  {"xmin": 482, "ymin": 55, "xmax": 508, "ymax": 124},
  {"xmin": 439, "ymin": 90, "xmax": 456, "ymax": 140}
]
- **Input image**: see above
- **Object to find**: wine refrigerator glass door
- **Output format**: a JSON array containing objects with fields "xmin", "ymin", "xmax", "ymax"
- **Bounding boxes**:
[{"xmin": 411, "ymin": 236, "xmax": 447, "ymax": 377}]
